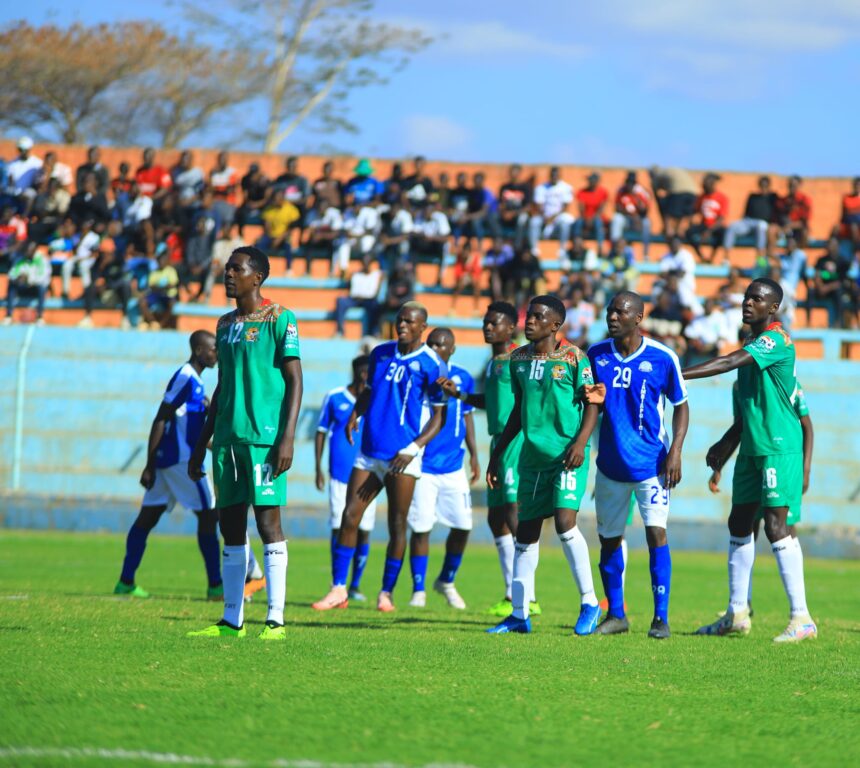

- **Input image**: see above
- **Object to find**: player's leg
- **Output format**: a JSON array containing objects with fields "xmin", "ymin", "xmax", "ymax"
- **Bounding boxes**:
[
  {"xmin": 349, "ymin": 496, "xmax": 377, "ymax": 601},
  {"xmin": 433, "ymin": 470, "xmax": 473, "ymax": 609},
  {"xmin": 244, "ymin": 528, "xmax": 265, "ymax": 599},
  {"xmin": 115, "ymin": 504, "xmax": 165, "ymax": 597},
  {"xmin": 553, "ymin": 462, "xmax": 600, "ymax": 636},
  {"xmin": 634, "ymin": 477, "xmax": 672, "ymax": 639},
  {"xmin": 488, "ymin": 503, "xmax": 516, "ymax": 613},
  {"xmin": 378, "ymin": 471, "xmax": 419, "ymax": 611},
  {"xmin": 408, "ymin": 531, "xmax": 430, "ymax": 606},
  {"xmin": 252, "ymin": 503, "xmax": 288, "ymax": 638},
  {"xmin": 327, "ymin": 478, "xmax": 348, "ymax": 595},
  {"xmin": 193, "ymin": 508, "xmax": 223, "ymax": 600},
  {"xmin": 594, "ymin": 470, "xmax": 631, "ymax": 634},
  {"xmin": 313, "ymin": 464, "xmax": 383, "ymax": 610},
  {"xmin": 406, "ymin": 473, "xmax": 436, "ymax": 606}
]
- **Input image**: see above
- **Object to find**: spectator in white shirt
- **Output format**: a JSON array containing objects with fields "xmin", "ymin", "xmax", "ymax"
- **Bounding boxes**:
[
  {"xmin": 61, "ymin": 219, "xmax": 102, "ymax": 298},
  {"xmin": 334, "ymin": 256, "xmax": 382, "ymax": 336},
  {"xmin": 683, "ymin": 299, "xmax": 732, "ymax": 365},
  {"xmin": 777, "ymin": 234, "xmax": 807, "ymax": 328},
  {"xmin": 528, "ymin": 166, "xmax": 575, "ymax": 250},
  {"xmin": 2, "ymin": 242, "xmax": 51, "ymax": 325},
  {"xmin": 336, "ymin": 197, "xmax": 380, "ymax": 276},
  {"xmin": 561, "ymin": 285, "xmax": 596, "ymax": 348},
  {"xmin": 123, "ymin": 182, "xmax": 155, "ymax": 258},
  {"xmin": 6, "ymin": 137, "xmax": 43, "ymax": 214},
  {"xmin": 41, "ymin": 151, "xmax": 73, "ymax": 190},
  {"xmin": 304, "ymin": 199, "xmax": 345, "ymax": 275},
  {"xmin": 377, "ymin": 198, "xmax": 414, "ymax": 272},
  {"xmin": 659, "ymin": 235, "xmax": 699, "ymax": 312},
  {"xmin": 411, "ymin": 195, "xmax": 451, "ymax": 285}
]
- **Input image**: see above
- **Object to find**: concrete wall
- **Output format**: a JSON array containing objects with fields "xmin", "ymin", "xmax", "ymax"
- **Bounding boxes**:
[{"xmin": 1, "ymin": 326, "xmax": 858, "ymax": 553}]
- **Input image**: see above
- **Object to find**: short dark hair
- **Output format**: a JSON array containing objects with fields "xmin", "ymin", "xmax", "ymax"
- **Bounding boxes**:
[
  {"xmin": 233, "ymin": 245, "xmax": 270, "ymax": 282},
  {"xmin": 612, "ymin": 290, "xmax": 645, "ymax": 316},
  {"xmin": 428, "ymin": 327, "xmax": 455, "ymax": 346},
  {"xmin": 352, "ymin": 354, "xmax": 370, "ymax": 374},
  {"xmin": 486, "ymin": 301, "xmax": 518, "ymax": 325},
  {"xmin": 530, "ymin": 294, "xmax": 566, "ymax": 323},
  {"xmin": 189, "ymin": 330, "xmax": 215, "ymax": 352},
  {"xmin": 751, "ymin": 277, "xmax": 783, "ymax": 307}
]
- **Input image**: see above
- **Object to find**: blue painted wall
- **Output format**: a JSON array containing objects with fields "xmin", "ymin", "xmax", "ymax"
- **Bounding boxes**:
[{"xmin": 1, "ymin": 325, "xmax": 857, "ymax": 533}]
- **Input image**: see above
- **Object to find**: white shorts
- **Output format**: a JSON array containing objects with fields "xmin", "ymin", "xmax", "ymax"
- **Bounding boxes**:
[
  {"xmin": 594, "ymin": 468, "xmax": 670, "ymax": 538},
  {"xmin": 329, "ymin": 478, "xmax": 377, "ymax": 532},
  {"xmin": 407, "ymin": 469, "xmax": 473, "ymax": 534},
  {"xmin": 353, "ymin": 451, "xmax": 422, "ymax": 482},
  {"xmin": 142, "ymin": 462, "xmax": 215, "ymax": 513}
]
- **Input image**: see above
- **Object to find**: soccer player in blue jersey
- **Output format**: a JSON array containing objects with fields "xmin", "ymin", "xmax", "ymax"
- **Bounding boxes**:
[
  {"xmin": 312, "ymin": 301, "xmax": 447, "ymax": 612},
  {"xmin": 314, "ymin": 355, "xmax": 377, "ymax": 601},
  {"xmin": 114, "ymin": 331, "xmax": 224, "ymax": 599},
  {"xmin": 587, "ymin": 291, "xmax": 689, "ymax": 639},
  {"xmin": 406, "ymin": 328, "xmax": 480, "ymax": 610}
]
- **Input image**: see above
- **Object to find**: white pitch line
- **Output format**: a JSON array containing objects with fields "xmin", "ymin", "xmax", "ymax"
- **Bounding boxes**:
[{"xmin": 0, "ymin": 747, "xmax": 480, "ymax": 768}]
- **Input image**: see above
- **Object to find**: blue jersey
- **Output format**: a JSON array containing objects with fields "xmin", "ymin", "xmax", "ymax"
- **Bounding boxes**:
[
  {"xmin": 344, "ymin": 176, "xmax": 381, "ymax": 205},
  {"xmin": 155, "ymin": 363, "xmax": 208, "ymax": 469},
  {"xmin": 588, "ymin": 337, "xmax": 687, "ymax": 482},
  {"xmin": 361, "ymin": 341, "xmax": 447, "ymax": 461},
  {"xmin": 424, "ymin": 363, "xmax": 474, "ymax": 475},
  {"xmin": 317, "ymin": 386, "xmax": 362, "ymax": 484}
]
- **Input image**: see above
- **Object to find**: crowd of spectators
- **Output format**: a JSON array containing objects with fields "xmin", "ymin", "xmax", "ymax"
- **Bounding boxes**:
[{"xmin": 1, "ymin": 137, "xmax": 858, "ymax": 338}]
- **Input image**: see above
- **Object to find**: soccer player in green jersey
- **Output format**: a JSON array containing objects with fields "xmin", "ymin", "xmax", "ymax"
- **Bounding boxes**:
[
  {"xmin": 187, "ymin": 246, "xmax": 303, "ymax": 640},
  {"xmin": 684, "ymin": 278, "xmax": 816, "ymax": 642},
  {"xmin": 485, "ymin": 295, "xmax": 603, "ymax": 635},
  {"xmin": 439, "ymin": 301, "xmax": 540, "ymax": 616}
]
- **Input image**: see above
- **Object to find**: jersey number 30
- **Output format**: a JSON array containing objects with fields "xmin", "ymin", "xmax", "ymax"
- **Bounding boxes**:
[{"xmin": 384, "ymin": 362, "xmax": 406, "ymax": 383}]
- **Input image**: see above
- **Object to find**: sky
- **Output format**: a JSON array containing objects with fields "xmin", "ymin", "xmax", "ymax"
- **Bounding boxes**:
[{"xmin": 4, "ymin": 0, "xmax": 859, "ymax": 175}]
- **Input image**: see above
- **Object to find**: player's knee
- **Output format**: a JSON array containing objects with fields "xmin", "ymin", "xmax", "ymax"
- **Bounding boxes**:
[
  {"xmin": 599, "ymin": 535, "xmax": 623, "ymax": 554},
  {"xmin": 135, "ymin": 506, "xmax": 165, "ymax": 531},
  {"xmin": 645, "ymin": 526, "xmax": 667, "ymax": 548},
  {"xmin": 763, "ymin": 510, "xmax": 788, "ymax": 543}
]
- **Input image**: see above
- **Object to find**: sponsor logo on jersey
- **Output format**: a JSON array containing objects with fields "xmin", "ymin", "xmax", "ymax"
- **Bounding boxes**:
[
  {"xmin": 563, "ymin": 493, "xmax": 576, "ymax": 500},
  {"xmin": 262, "ymin": 488, "xmax": 275, "ymax": 496},
  {"xmin": 581, "ymin": 366, "xmax": 593, "ymax": 382},
  {"xmin": 264, "ymin": 425, "xmax": 276, "ymax": 433},
  {"xmin": 551, "ymin": 364, "xmax": 566, "ymax": 381},
  {"xmin": 766, "ymin": 491, "xmax": 779, "ymax": 499},
  {"xmin": 516, "ymin": 364, "xmax": 527, "ymax": 374},
  {"xmin": 245, "ymin": 327, "xmax": 260, "ymax": 343},
  {"xmin": 756, "ymin": 335, "xmax": 776, "ymax": 351},
  {"xmin": 286, "ymin": 323, "xmax": 298, "ymax": 337},
  {"xmin": 452, "ymin": 375, "xmax": 462, "ymax": 386},
  {"xmin": 597, "ymin": 358, "xmax": 609, "ymax": 366},
  {"xmin": 638, "ymin": 361, "xmax": 653, "ymax": 372},
  {"xmin": 338, "ymin": 403, "xmax": 350, "ymax": 410}
]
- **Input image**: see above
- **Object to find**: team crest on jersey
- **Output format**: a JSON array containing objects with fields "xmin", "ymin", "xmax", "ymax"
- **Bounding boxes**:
[
  {"xmin": 551, "ymin": 364, "xmax": 566, "ymax": 381},
  {"xmin": 244, "ymin": 327, "xmax": 260, "ymax": 343},
  {"xmin": 409, "ymin": 361, "xmax": 421, "ymax": 371},
  {"xmin": 452, "ymin": 375, "xmax": 462, "ymax": 386},
  {"xmin": 581, "ymin": 366, "xmax": 593, "ymax": 382},
  {"xmin": 638, "ymin": 361, "xmax": 653, "ymax": 372},
  {"xmin": 494, "ymin": 363, "xmax": 505, "ymax": 376}
]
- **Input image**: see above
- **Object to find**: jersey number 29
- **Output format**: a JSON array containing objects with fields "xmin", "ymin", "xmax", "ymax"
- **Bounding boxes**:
[{"xmin": 612, "ymin": 366, "xmax": 632, "ymax": 388}]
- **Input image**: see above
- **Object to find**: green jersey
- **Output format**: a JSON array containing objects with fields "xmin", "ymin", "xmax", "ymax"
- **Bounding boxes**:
[
  {"xmin": 737, "ymin": 322, "xmax": 801, "ymax": 456},
  {"xmin": 484, "ymin": 347, "xmax": 516, "ymax": 435},
  {"xmin": 214, "ymin": 301, "xmax": 301, "ymax": 446},
  {"xmin": 510, "ymin": 339, "xmax": 593, "ymax": 469},
  {"xmin": 732, "ymin": 379, "xmax": 809, "ymax": 421}
]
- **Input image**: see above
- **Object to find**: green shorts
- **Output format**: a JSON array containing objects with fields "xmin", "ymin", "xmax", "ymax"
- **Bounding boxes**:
[
  {"xmin": 733, "ymin": 453, "xmax": 801, "ymax": 525},
  {"xmin": 213, "ymin": 444, "xmax": 287, "ymax": 508},
  {"xmin": 517, "ymin": 454, "xmax": 589, "ymax": 521},
  {"xmin": 487, "ymin": 433, "xmax": 523, "ymax": 508}
]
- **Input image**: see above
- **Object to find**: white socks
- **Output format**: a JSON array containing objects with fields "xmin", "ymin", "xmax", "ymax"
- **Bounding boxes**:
[
  {"xmin": 621, "ymin": 538, "xmax": 629, "ymax": 589},
  {"xmin": 773, "ymin": 536, "xmax": 808, "ymax": 617},
  {"xmin": 494, "ymin": 534, "xmax": 514, "ymax": 600},
  {"xmin": 264, "ymin": 541, "xmax": 288, "ymax": 626},
  {"xmin": 559, "ymin": 527, "xmax": 598, "ymax": 606},
  {"xmin": 222, "ymin": 543, "xmax": 249, "ymax": 628},
  {"xmin": 511, "ymin": 541, "xmax": 539, "ymax": 620},
  {"xmin": 728, "ymin": 535, "xmax": 755, "ymax": 614}
]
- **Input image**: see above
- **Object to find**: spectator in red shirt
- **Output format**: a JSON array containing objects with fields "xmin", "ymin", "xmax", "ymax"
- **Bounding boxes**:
[
  {"xmin": 610, "ymin": 170, "xmax": 652, "ymax": 260},
  {"xmin": 135, "ymin": 147, "xmax": 172, "ymax": 202},
  {"xmin": 770, "ymin": 174, "xmax": 811, "ymax": 249},
  {"xmin": 209, "ymin": 150, "xmax": 240, "ymax": 229},
  {"xmin": 685, "ymin": 173, "xmax": 729, "ymax": 264},
  {"xmin": 572, "ymin": 172, "xmax": 608, "ymax": 252},
  {"xmin": 840, "ymin": 176, "xmax": 860, "ymax": 251}
]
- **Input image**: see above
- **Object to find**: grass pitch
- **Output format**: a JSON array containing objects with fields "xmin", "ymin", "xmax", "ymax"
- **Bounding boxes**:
[{"xmin": 1, "ymin": 529, "xmax": 858, "ymax": 768}]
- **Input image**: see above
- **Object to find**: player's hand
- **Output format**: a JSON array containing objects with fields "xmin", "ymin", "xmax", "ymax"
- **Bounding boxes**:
[
  {"xmin": 388, "ymin": 451, "xmax": 414, "ymax": 475},
  {"xmin": 274, "ymin": 436, "xmax": 294, "ymax": 477},
  {"xmin": 584, "ymin": 383, "xmax": 606, "ymax": 405},
  {"xmin": 661, "ymin": 446, "xmax": 683, "ymax": 489},
  {"xmin": 706, "ymin": 438, "xmax": 733, "ymax": 471},
  {"xmin": 469, "ymin": 454, "xmax": 480, "ymax": 485},
  {"xmin": 708, "ymin": 469, "xmax": 721, "ymax": 494},
  {"xmin": 140, "ymin": 464, "xmax": 155, "ymax": 490},
  {"xmin": 563, "ymin": 440, "xmax": 587, "ymax": 470},
  {"xmin": 345, "ymin": 412, "xmax": 359, "ymax": 446},
  {"xmin": 315, "ymin": 467, "xmax": 325, "ymax": 491},
  {"xmin": 486, "ymin": 455, "xmax": 501, "ymax": 489},
  {"xmin": 436, "ymin": 377, "xmax": 460, "ymax": 399},
  {"xmin": 188, "ymin": 449, "xmax": 205, "ymax": 482}
]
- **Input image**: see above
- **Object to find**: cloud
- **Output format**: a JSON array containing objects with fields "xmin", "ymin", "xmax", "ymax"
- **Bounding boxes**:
[
  {"xmin": 549, "ymin": 137, "xmax": 643, "ymax": 168},
  {"xmin": 384, "ymin": 16, "xmax": 589, "ymax": 60},
  {"xmin": 401, "ymin": 114, "xmax": 474, "ymax": 157}
]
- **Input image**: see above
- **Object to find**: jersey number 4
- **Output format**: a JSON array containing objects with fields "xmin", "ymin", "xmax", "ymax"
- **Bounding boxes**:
[{"xmin": 612, "ymin": 366, "xmax": 632, "ymax": 388}]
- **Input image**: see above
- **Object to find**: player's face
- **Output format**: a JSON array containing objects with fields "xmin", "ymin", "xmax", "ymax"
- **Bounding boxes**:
[
  {"xmin": 395, "ymin": 308, "xmax": 427, "ymax": 345},
  {"xmin": 606, "ymin": 297, "xmax": 641, "ymax": 338},
  {"xmin": 427, "ymin": 332, "xmax": 454, "ymax": 363},
  {"xmin": 199, "ymin": 336, "xmax": 218, "ymax": 368},
  {"xmin": 354, "ymin": 364, "xmax": 369, "ymax": 389},
  {"xmin": 482, "ymin": 311, "xmax": 514, "ymax": 344},
  {"xmin": 742, "ymin": 283, "xmax": 778, "ymax": 324},
  {"xmin": 524, "ymin": 303, "xmax": 560, "ymax": 342},
  {"xmin": 224, "ymin": 253, "xmax": 260, "ymax": 298}
]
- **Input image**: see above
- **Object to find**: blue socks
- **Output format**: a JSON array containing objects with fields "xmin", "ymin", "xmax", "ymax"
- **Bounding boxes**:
[
  {"xmin": 332, "ymin": 543, "xmax": 355, "ymax": 587},
  {"xmin": 350, "ymin": 542, "xmax": 370, "ymax": 591},
  {"xmin": 197, "ymin": 532, "xmax": 222, "ymax": 587},
  {"xmin": 599, "ymin": 545, "xmax": 626, "ymax": 619},
  {"xmin": 649, "ymin": 544, "xmax": 672, "ymax": 623},
  {"xmin": 410, "ymin": 554, "xmax": 428, "ymax": 592},
  {"xmin": 439, "ymin": 552, "xmax": 463, "ymax": 584},
  {"xmin": 120, "ymin": 525, "xmax": 150, "ymax": 584},
  {"xmin": 382, "ymin": 557, "xmax": 404, "ymax": 594}
]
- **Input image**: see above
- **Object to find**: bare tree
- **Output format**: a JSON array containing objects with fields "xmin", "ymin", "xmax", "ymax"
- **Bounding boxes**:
[{"xmin": 184, "ymin": 0, "xmax": 432, "ymax": 152}]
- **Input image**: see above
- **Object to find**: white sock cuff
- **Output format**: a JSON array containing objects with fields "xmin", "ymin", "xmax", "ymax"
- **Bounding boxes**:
[
  {"xmin": 729, "ymin": 534, "xmax": 754, "ymax": 547},
  {"xmin": 224, "ymin": 544, "xmax": 247, "ymax": 557},
  {"xmin": 558, "ymin": 526, "xmax": 584, "ymax": 544},
  {"xmin": 515, "ymin": 541, "xmax": 539, "ymax": 554},
  {"xmin": 494, "ymin": 534, "xmax": 514, "ymax": 547},
  {"xmin": 263, "ymin": 540, "xmax": 287, "ymax": 556},
  {"xmin": 771, "ymin": 535, "xmax": 792, "ymax": 553}
]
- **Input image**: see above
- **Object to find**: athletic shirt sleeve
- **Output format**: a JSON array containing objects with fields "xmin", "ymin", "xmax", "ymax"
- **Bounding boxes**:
[
  {"xmin": 428, "ymin": 357, "xmax": 448, "ymax": 406},
  {"xmin": 732, "ymin": 382, "xmax": 741, "ymax": 422},
  {"xmin": 575, "ymin": 354, "xmax": 594, "ymax": 402},
  {"xmin": 277, "ymin": 309, "xmax": 301, "ymax": 361},
  {"xmin": 662, "ymin": 348, "xmax": 688, "ymax": 405},
  {"xmin": 163, "ymin": 367, "xmax": 193, "ymax": 408},
  {"xmin": 746, "ymin": 329, "xmax": 788, "ymax": 370},
  {"xmin": 460, "ymin": 369, "xmax": 475, "ymax": 414},
  {"xmin": 317, "ymin": 391, "xmax": 333, "ymax": 433},
  {"xmin": 795, "ymin": 384, "xmax": 809, "ymax": 418}
]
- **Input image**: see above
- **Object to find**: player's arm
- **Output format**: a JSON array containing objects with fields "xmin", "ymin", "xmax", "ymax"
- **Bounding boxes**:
[
  {"xmin": 487, "ymin": 390, "xmax": 522, "ymax": 489},
  {"xmin": 189, "ymin": 380, "xmax": 219, "ymax": 482},
  {"xmin": 563, "ymin": 401, "xmax": 599, "ymax": 470},
  {"xmin": 437, "ymin": 376, "xmax": 485, "ymax": 409},
  {"xmin": 314, "ymin": 429, "xmax": 327, "ymax": 491},
  {"xmin": 682, "ymin": 348, "xmax": 754, "ymax": 380},
  {"xmin": 274, "ymin": 357, "xmax": 303, "ymax": 477},
  {"xmin": 140, "ymin": 400, "xmax": 180, "ymax": 489},
  {"xmin": 800, "ymin": 414, "xmax": 814, "ymax": 494},
  {"xmin": 464, "ymin": 411, "xmax": 480, "ymax": 484},
  {"xmin": 389, "ymin": 403, "xmax": 444, "ymax": 474},
  {"xmin": 662, "ymin": 400, "xmax": 689, "ymax": 489},
  {"xmin": 345, "ymin": 388, "xmax": 372, "ymax": 446}
]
